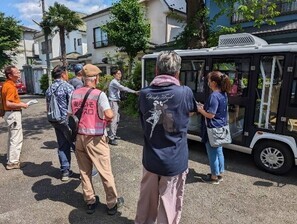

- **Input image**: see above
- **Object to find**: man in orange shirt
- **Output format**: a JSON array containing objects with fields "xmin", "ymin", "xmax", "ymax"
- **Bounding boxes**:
[{"xmin": 2, "ymin": 65, "xmax": 28, "ymax": 170}]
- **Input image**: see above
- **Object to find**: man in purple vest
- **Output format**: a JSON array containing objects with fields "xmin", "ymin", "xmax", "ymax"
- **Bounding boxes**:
[
  {"xmin": 68, "ymin": 64, "xmax": 124, "ymax": 215},
  {"xmin": 135, "ymin": 51, "xmax": 197, "ymax": 224}
]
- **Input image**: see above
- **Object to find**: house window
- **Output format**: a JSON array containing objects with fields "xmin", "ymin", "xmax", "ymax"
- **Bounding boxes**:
[
  {"xmin": 98, "ymin": 66, "xmax": 107, "ymax": 75},
  {"xmin": 41, "ymin": 39, "xmax": 52, "ymax": 54},
  {"xmin": 93, "ymin": 27, "xmax": 108, "ymax": 48},
  {"xmin": 26, "ymin": 57, "xmax": 34, "ymax": 65},
  {"xmin": 77, "ymin": 38, "xmax": 82, "ymax": 46}
]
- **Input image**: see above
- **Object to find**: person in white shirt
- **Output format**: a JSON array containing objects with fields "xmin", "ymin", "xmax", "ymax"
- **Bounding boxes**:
[{"xmin": 107, "ymin": 68, "xmax": 138, "ymax": 145}]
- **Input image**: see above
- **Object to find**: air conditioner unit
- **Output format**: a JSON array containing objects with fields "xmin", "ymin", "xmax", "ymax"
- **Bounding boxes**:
[{"xmin": 218, "ymin": 33, "xmax": 268, "ymax": 47}]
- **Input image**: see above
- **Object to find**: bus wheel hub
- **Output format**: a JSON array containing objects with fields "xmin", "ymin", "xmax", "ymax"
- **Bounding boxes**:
[{"xmin": 260, "ymin": 147, "xmax": 284, "ymax": 169}]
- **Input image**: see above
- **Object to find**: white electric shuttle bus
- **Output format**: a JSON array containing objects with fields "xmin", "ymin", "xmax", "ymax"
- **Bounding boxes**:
[{"xmin": 141, "ymin": 33, "xmax": 297, "ymax": 174}]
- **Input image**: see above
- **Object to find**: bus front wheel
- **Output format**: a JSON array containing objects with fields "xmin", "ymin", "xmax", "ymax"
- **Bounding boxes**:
[{"xmin": 253, "ymin": 141, "xmax": 293, "ymax": 175}]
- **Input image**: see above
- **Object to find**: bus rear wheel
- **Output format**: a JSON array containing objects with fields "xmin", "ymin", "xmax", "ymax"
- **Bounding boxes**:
[{"xmin": 253, "ymin": 141, "xmax": 293, "ymax": 175}]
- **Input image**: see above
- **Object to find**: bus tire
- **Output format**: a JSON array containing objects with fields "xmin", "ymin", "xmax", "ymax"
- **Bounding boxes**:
[{"xmin": 253, "ymin": 141, "xmax": 293, "ymax": 175}]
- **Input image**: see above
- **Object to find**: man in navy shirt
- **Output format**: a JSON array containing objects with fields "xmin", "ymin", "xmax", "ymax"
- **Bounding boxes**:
[{"xmin": 135, "ymin": 51, "xmax": 196, "ymax": 224}]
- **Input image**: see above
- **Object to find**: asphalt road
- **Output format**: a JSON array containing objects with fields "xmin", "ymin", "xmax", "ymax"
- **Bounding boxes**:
[{"xmin": 0, "ymin": 95, "xmax": 296, "ymax": 224}]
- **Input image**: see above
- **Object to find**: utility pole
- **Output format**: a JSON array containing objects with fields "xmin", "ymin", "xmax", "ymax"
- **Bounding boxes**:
[{"xmin": 41, "ymin": 0, "xmax": 52, "ymax": 85}]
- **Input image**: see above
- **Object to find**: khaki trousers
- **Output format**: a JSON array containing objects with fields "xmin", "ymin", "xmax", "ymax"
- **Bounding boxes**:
[
  {"xmin": 75, "ymin": 134, "xmax": 118, "ymax": 208},
  {"xmin": 4, "ymin": 111, "xmax": 23, "ymax": 164}
]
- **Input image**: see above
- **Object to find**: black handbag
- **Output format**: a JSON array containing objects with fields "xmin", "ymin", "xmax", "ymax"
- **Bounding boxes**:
[{"xmin": 68, "ymin": 88, "xmax": 94, "ymax": 142}]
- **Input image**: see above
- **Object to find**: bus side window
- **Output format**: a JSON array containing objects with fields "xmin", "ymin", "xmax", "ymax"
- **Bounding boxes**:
[
  {"xmin": 197, "ymin": 71, "xmax": 204, "ymax": 93},
  {"xmin": 186, "ymin": 71, "xmax": 197, "ymax": 91}
]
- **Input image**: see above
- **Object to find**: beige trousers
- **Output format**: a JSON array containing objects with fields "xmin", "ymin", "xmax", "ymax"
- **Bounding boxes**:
[
  {"xmin": 4, "ymin": 111, "xmax": 23, "ymax": 164},
  {"xmin": 135, "ymin": 167, "xmax": 188, "ymax": 224},
  {"xmin": 75, "ymin": 134, "xmax": 118, "ymax": 208}
]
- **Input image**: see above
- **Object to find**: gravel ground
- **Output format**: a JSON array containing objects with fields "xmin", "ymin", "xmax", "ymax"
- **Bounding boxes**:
[{"xmin": 0, "ymin": 95, "xmax": 296, "ymax": 224}]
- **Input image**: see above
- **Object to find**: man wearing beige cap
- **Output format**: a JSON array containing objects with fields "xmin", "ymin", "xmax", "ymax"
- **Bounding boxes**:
[{"xmin": 68, "ymin": 64, "xmax": 124, "ymax": 215}]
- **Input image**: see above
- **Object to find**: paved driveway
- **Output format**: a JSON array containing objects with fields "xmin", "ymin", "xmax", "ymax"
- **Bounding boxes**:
[{"xmin": 0, "ymin": 96, "xmax": 296, "ymax": 224}]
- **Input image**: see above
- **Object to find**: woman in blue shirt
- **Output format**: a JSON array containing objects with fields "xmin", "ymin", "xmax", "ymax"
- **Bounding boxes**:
[{"xmin": 198, "ymin": 71, "xmax": 231, "ymax": 184}]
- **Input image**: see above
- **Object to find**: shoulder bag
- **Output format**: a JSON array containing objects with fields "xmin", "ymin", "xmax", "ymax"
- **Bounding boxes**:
[{"xmin": 205, "ymin": 118, "xmax": 232, "ymax": 148}]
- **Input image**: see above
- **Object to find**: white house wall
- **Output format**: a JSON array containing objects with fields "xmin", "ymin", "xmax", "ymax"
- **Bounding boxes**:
[
  {"xmin": 35, "ymin": 36, "xmax": 49, "ymax": 66},
  {"xmin": 34, "ymin": 29, "xmax": 87, "ymax": 67},
  {"xmin": 84, "ymin": 0, "xmax": 186, "ymax": 68},
  {"xmin": 85, "ymin": 12, "xmax": 113, "ymax": 65},
  {"xmin": 23, "ymin": 32, "xmax": 35, "ymax": 57},
  {"xmin": 52, "ymin": 33, "xmax": 61, "ymax": 59},
  {"xmin": 14, "ymin": 31, "xmax": 36, "ymax": 69},
  {"xmin": 145, "ymin": 0, "xmax": 167, "ymax": 44},
  {"xmin": 82, "ymin": 34, "xmax": 88, "ymax": 55},
  {"xmin": 66, "ymin": 30, "xmax": 87, "ymax": 55}
]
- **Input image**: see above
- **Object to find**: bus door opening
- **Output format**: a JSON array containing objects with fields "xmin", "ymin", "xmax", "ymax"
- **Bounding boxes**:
[{"xmin": 254, "ymin": 55, "xmax": 284, "ymax": 131}]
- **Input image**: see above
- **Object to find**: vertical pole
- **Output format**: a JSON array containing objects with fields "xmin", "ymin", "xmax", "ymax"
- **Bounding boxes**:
[{"xmin": 41, "ymin": 0, "xmax": 52, "ymax": 85}]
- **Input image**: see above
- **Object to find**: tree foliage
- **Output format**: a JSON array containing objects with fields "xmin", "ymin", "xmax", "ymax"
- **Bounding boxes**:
[
  {"xmin": 0, "ymin": 13, "xmax": 22, "ymax": 69},
  {"xmin": 178, "ymin": 0, "xmax": 292, "ymax": 49},
  {"xmin": 40, "ymin": 2, "xmax": 83, "ymax": 66},
  {"xmin": 101, "ymin": 0, "xmax": 150, "ymax": 75}
]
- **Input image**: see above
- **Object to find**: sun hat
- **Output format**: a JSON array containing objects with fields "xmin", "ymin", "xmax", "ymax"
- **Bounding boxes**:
[{"xmin": 82, "ymin": 64, "xmax": 102, "ymax": 77}]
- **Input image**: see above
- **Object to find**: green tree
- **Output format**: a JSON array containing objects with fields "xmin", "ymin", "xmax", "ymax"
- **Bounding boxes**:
[
  {"xmin": 40, "ymin": 2, "xmax": 83, "ymax": 66},
  {"xmin": 0, "ymin": 13, "xmax": 22, "ymax": 69},
  {"xmin": 179, "ymin": 0, "xmax": 291, "ymax": 49},
  {"xmin": 101, "ymin": 0, "xmax": 150, "ymax": 75}
]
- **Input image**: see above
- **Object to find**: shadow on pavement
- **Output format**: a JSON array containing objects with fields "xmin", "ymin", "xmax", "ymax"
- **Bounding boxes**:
[
  {"xmin": 0, "ymin": 153, "xmax": 6, "ymax": 167},
  {"xmin": 116, "ymin": 114, "xmax": 143, "ymax": 146},
  {"xmin": 32, "ymin": 178, "xmax": 82, "ymax": 209},
  {"xmin": 68, "ymin": 207, "xmax": 134, "ymax": 224},
  {"xmin": 188, "ymin": 140, "xmax": 297, "ymax": 187},
  {"xmin": 22, "ymin": 116, "xmax": 53, "ymax": 138},
  {"xmin": 21, "ymin": 161, "xmax": 69, "ymax": 179},
  {"xmin": 186, "ymin": 168, "xmax": 205, "ymax": 184},
  {"xmin": 41, "ymin": 141, "xmax": 58, "ymax": 150}
]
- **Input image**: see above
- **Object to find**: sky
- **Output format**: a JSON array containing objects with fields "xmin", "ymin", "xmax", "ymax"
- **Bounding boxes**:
[{"xmin": 0, "ymin": 0, "xmax": 114, "ymax": 30}]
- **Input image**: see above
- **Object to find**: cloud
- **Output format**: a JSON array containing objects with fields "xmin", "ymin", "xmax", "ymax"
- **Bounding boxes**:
[{"xmin": 13, "ymin": 0, "xmax": 111, "ymax": 30}]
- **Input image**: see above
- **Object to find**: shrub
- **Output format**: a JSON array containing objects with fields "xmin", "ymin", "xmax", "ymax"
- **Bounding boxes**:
[
  {"xmin": 121, "ymin": 61, "xmax": 142, "ymax": 117},
  {"xmin": 40, "ymin": 74, "xmax": 49, "ymax": 94},
  {"xmin": 97, "ymin": 74, "xmax": 113, "ymax": 93}
]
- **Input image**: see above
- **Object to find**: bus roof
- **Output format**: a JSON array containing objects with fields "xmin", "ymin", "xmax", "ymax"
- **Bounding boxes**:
[{"xmin": 142, "ymin": 33, "xmax": 297, "ymax": 59}]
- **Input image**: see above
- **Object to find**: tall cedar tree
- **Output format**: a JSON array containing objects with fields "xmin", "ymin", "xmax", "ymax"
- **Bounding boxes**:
[
  {"xmin": 101, "ymin": 0, "xmax": 150, "ymax": 75},
  {"xmin": 40, "ymin": 2, "xmax": 84, "ymax": 66},
  {"xmin": 0, "ymin": 13, "xmax": 22, "ymax": 69}
]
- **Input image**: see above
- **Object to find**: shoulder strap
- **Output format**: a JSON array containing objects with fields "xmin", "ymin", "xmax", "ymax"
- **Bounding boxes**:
[
  {"xmin": 51, "ymin": 82, "xmax": 64, "ymax": 95},
  {"xmin": 96, "ymin": 91, "xmax": 103, "ymax": 119}
]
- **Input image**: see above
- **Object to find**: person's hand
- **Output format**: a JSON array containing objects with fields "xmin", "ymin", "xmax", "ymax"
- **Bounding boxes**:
[
  {"xmin": 197, "ymin": 102, "xmax": 204, "ymax": 107},
  {"xmin": 197, "ymin": 103, "xmax": 204, "ymax": 113},
  {"xmin": 21, "ymin": 102, "xmax": 29, "ymax": 109},
  {"xmin": 135, "ymin": 91, "xmax": 140, "ymax": 95}
]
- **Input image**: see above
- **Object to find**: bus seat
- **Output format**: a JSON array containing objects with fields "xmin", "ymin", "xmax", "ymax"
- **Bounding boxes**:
[
  {"xmin": 270, "ymin": 84, "xmax": 281, "ymax": 114},
  {"xmin": 288, "ymin": 119, "xmax": 297, "ymax": 132}
]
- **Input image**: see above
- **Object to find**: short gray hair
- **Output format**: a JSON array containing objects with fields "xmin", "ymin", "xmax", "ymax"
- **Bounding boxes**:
[
  {"xmin": 83, "ymin": 76, "xmax": 97, "ymax": 83},
  {"xmin": 156, "ymin": 51, "xmax": 181, "ymax": 76}
]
